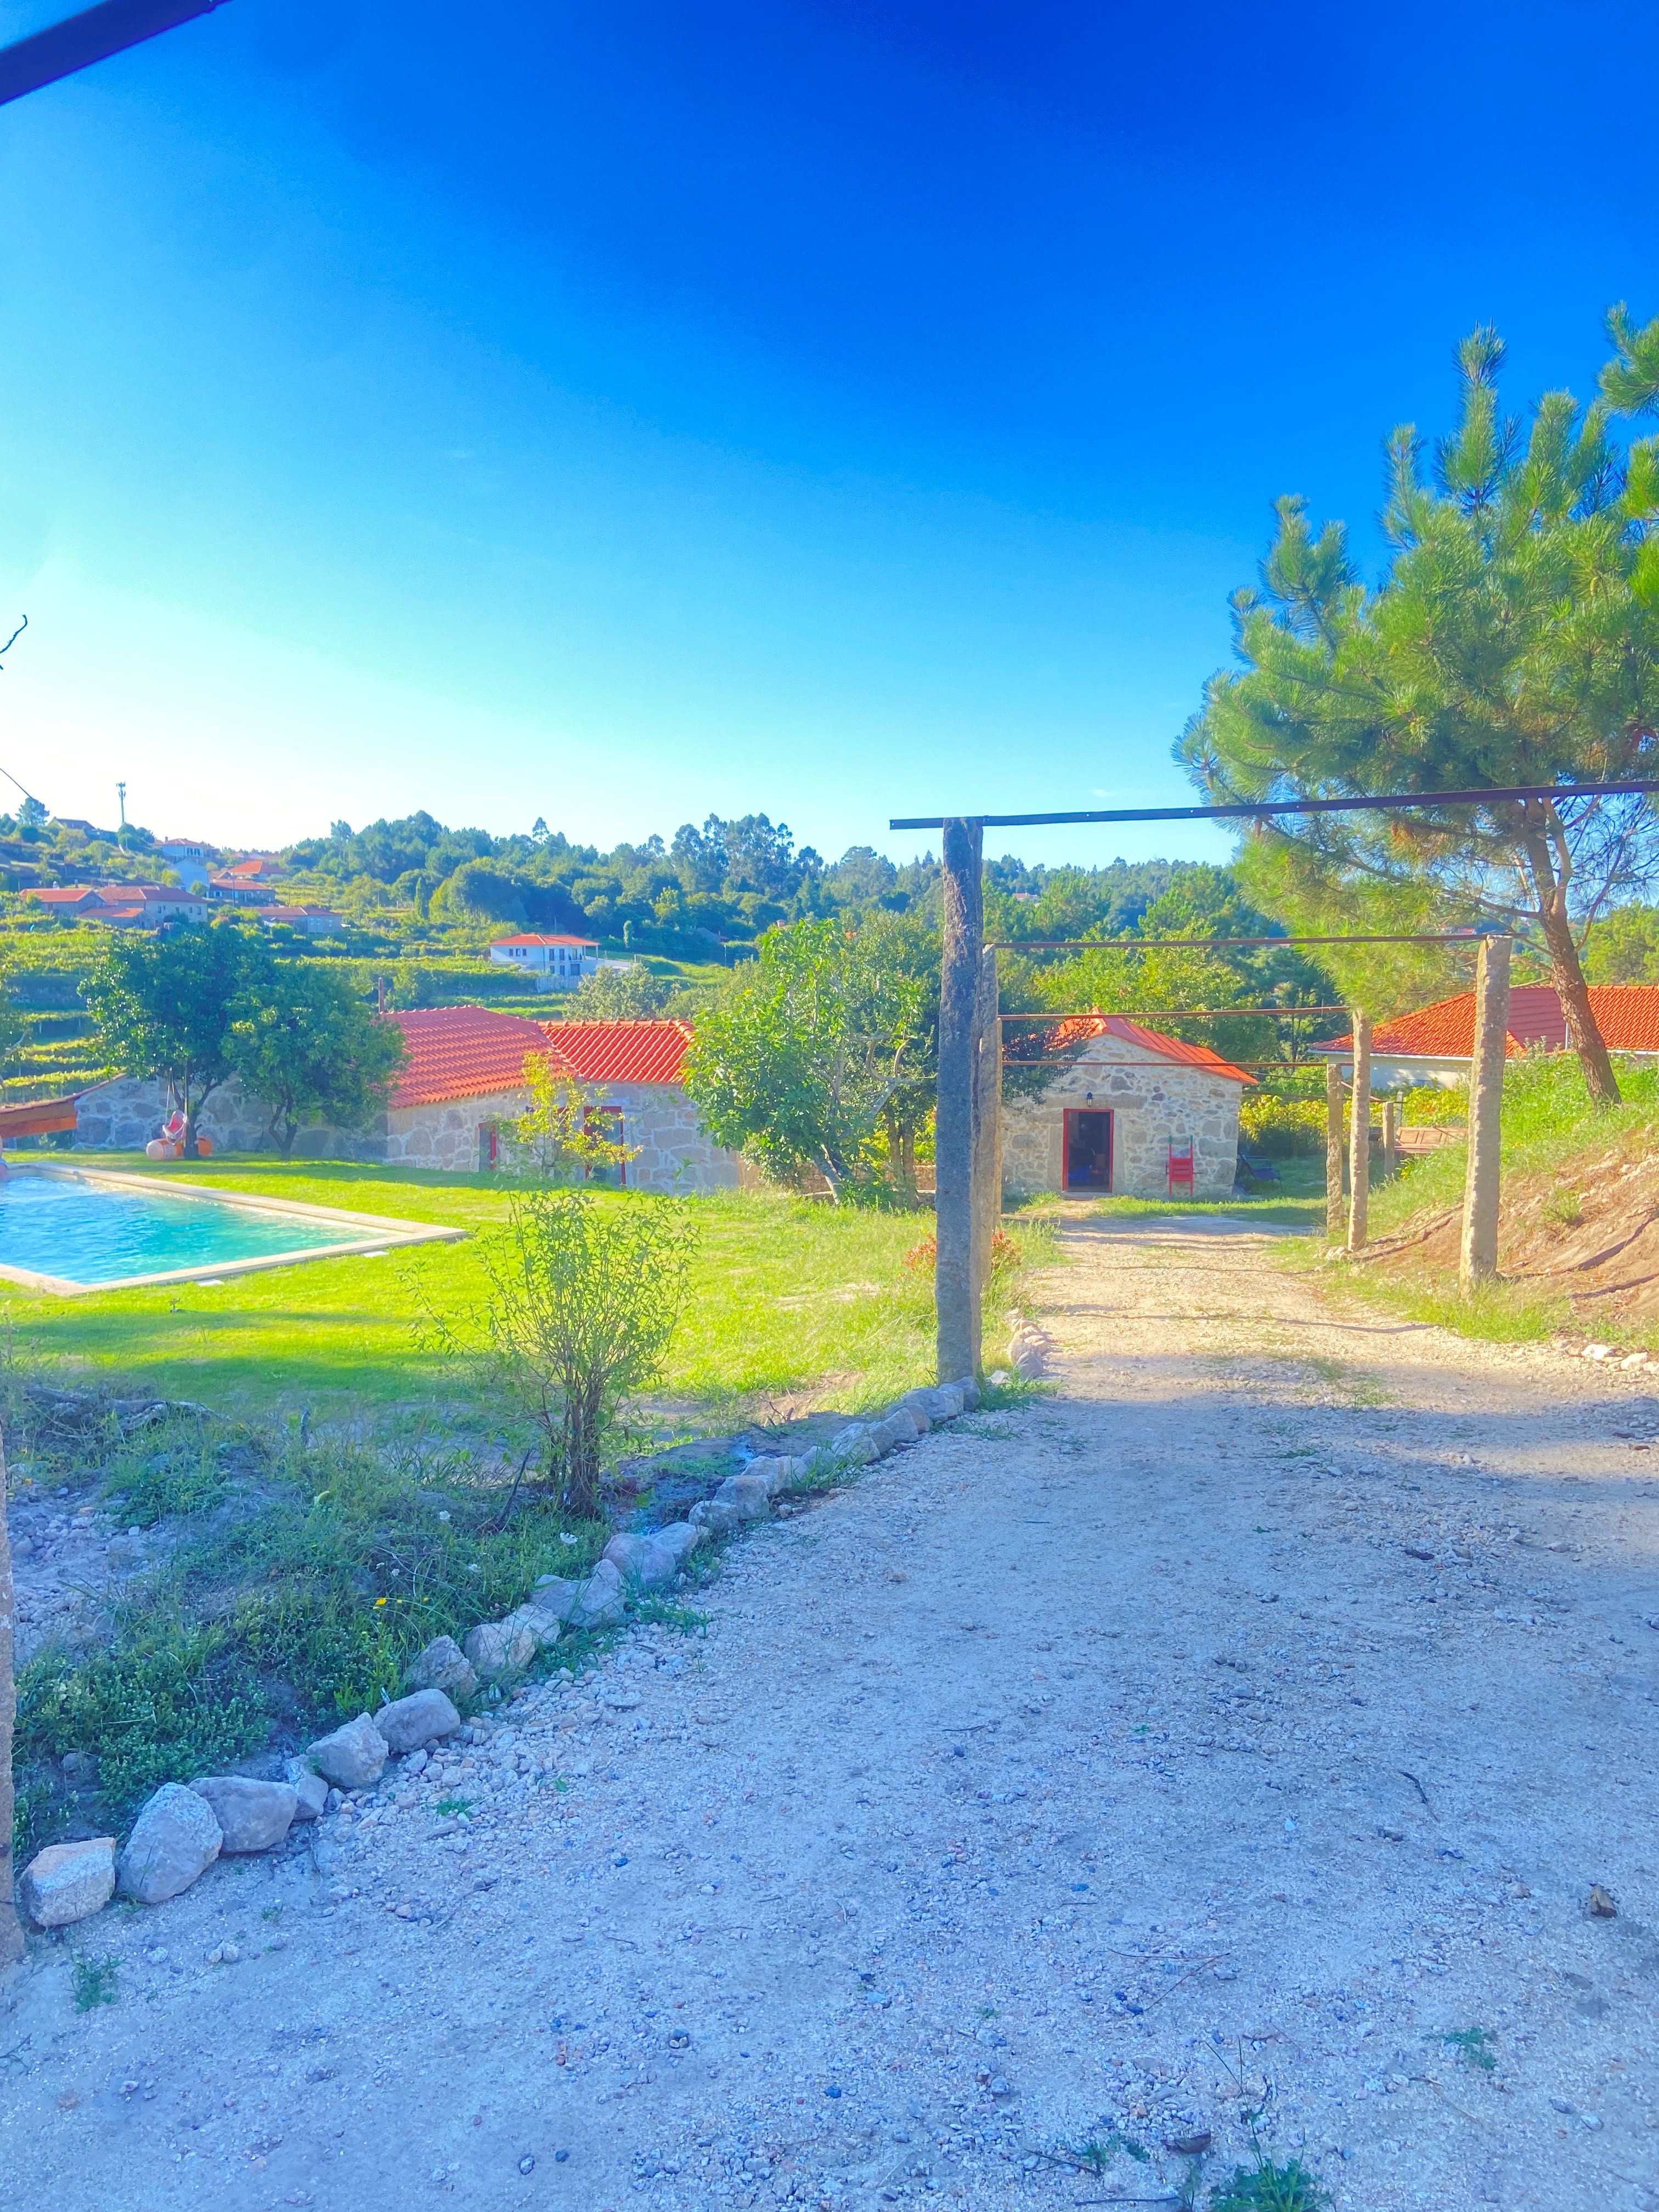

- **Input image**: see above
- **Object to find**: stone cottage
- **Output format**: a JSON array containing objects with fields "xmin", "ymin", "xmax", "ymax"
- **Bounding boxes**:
[
  {"xmin": 1001, "ymin": 1015, "xmax": 1253, "ymax": 1200},
  {"xmin": 75, "ymin": 1007, "xmax": 743, "ymax": 1191}
]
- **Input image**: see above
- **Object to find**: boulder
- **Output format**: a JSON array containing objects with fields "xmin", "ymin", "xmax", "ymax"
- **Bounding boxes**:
[
  {"xmin": 282, "ymin": 1760, "xmax": 330, "ymax": 1821},
  {"xmin": 740, "ymin": 1457, "xmax": 788, "ymax": 1496},
  {"xmin": 569, "ymin": 1557, "xmax": 627, "ymax": 1628},
  {"xmin": 946, "ymin": 1375, "xmax": 980, "ymax": 1410},
  {"xmin": 404, "ymin": 1634, "xmax": 478, "ymax": 1701},
  {"xmin": 896, "ymin": 1394, "xmax": 934, "ymax": 1432},
  {"xmin": 715, "ymin": 1472, "xmax": 774, "ymax": 1519},
  {"xmin": 827, "ymin": 1425, "xmax": 877, "ymax": 1469},
  {"xmin": 867, "ymin": 1409, "xmax": 921, "ymax": 1454},
  {"xmin": 529, "ymin": 1573, "xmax": 584, "ymax": 1621},
  {"xmin": 374, "ymin": 1688, "xmax": 461, "ymax": 1754},
  {"xmin": 605, "ymin": 1521, "xmax": 705, "ymax": 1592},
  {"xmin": 464, "ymin": 1618, "xmax": 539, "ymax": 1680},
  {"xmin": 19, "ymin": 1837, "xmax": 116, "ymax": 1928},
  {"xmin": 117, "ymin": 1784, "xmax": 223, "ymax": 1905},
  {"xmin": 189, "ymin": 1776, "xmax": 300, "ymax": 1854},
  {"xmin": 305, "ymin": 1712, "xmax": 389, "ymax": 1790},
  {"xmin": 904, "ymin": 1383, "xmax": 966, "ymax": 1424}
]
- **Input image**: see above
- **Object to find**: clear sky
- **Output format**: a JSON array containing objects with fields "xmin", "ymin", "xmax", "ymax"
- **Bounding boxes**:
[{"xmin": 1, "ymin": 0, "xmax": 1655, "ymax": 868}]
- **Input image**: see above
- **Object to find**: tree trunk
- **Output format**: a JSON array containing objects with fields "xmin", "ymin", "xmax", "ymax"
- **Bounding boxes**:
[
  {"xmin": 0, "ymin": 1424, "xmax": 21, "ymax": 1968},
  {"xmin": 1523, "ymin": 808, "xmax": 1620, "ymax": 1106},
  {"xmin": 1537, "ymin": 900, "xmax": 1620, "ymax": 1107}
]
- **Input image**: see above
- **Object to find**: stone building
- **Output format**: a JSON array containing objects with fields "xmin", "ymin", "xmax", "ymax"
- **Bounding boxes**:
[
  {"xmin": 1001, "ymin": 1015, "xmax": 1252, "ymax": 1200},
  {"xmin": 74, "ymin": 1006, "xmax": 743, "ymax": 1191}
]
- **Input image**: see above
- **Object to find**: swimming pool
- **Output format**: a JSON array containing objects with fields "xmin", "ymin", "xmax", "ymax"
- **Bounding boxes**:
[{"xmin": 0, "ymin": 1166, "xmax": 463, "ymax": 1295}]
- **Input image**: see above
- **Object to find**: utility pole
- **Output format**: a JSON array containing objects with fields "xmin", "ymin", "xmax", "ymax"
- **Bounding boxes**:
[
  {"xmin": 1460, "ymin": 934, "xmax": 1512, "ymax": 1288},
  {"xmin": 936, "ymin": 817, "xmax": 984, "ymax": 1386},
  {"xmin": 1347, "ymin": 1011, "xmax": 1372, "ymax": 1253}
]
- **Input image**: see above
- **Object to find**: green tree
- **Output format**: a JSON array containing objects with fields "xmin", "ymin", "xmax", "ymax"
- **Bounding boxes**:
[
  {"xmin": 568, "ymin": 963, "xmax": 672, "ymax": 1019},
  {"xmin": 86, "ymin": 922, "xmax": 258, "ymax": 1155},
  {"xmin": 228, "ymin": 960, "xmax": 407, "ymax": 1158},
  {"xmin": 1178, "ymin": 310, "xmax": 1659, "ymax": 1104},
  {"xmin": 683, "ymin": 917, "xmax": 928, "ymax": 1199},
  {"xmin": 499, "ymin": 1052, "xmax": 637, "ymax": 1182},
  {"xmin": 1581, "ymin": 902, "xmax": 1659, "ymax": 983}
]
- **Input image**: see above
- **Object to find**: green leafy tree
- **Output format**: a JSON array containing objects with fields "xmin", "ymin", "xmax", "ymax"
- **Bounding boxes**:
[
  {"xmin": 228, "ymin": 960, "xmax": 407, "ymax": 1158},
  {"xmin": 568, "ymin": 964, "xmax": 672, "ymax": 1019},
  {"xmin": 1582, "ymin": 901, "xmax": 1659, "ymax": 983},
  {"xmin": 1178, "ymin": 309, "xmax": 1659, "ymax": 1104},
  {"xmin": 86, "ymin": 921, "xmax": 259, "ymax": 1155},
  {"xmin": 498, "ymin": 1052, "xmax": 637, "ymax": 1183},
  {"xmin": 683, "ymin": 917, "xmax": 928, "ymax": 1199}
]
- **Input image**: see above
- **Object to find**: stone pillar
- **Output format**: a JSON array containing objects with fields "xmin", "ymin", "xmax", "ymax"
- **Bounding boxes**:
[
  {"xmin": 1347, "ymin": 1011, "xmax": 1371, "ymax": 1253},
  {"xmin": 936, "ymin": 817, "xmax": 984, "ymax": 1384},
  {"xmin": 1381, "ymin": 1097, "xmax": 1399, "ymax": 1180},
  {"xmin": 1460, "ymin": 934, "xmax": 1512, "ymax": 1288},
  {"xmin": 1325, "ymin": 1059, "xmax": 1346, "ymax": 1242}
]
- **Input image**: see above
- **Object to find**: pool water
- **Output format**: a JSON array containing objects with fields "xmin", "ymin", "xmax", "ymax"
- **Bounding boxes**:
[{"xmin": 0, "ymin": 1170, "xmax": 370, "ymax": 1287}]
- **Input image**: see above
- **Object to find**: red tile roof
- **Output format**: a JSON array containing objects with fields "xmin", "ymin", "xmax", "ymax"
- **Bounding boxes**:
[
  {"xmin": 492, "ymin": 932, "xmax": 598, "ymax": 949},
  {"xmin": 1040, "ymin": 1013, "xmax": 1256, "ymax": 1086},
  {"xmin": 1322, "ymin": 984, "xmax": 1659, "ymax": 1060},
  {"xmin": 387, "ymin": 1006, "xmax": 569, "ymax": 1108},
  {"xmin": 540, "ymin": 1018, "xmax": 695, "ymax": 1085}
]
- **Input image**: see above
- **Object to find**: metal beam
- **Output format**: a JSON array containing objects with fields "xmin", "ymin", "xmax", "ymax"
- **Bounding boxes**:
[
  {"xmin": 0, "ymin": 0, "xmax": 231, "ymax": 108},
  {"xmin": 890, "ymin": 779, "xmax": 1659, "ymax": 832}
]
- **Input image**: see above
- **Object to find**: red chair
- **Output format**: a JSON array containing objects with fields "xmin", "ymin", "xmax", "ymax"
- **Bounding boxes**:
[{"xmin": 1166, "ymin": 1139, "xmax": 1195, "ymax": 1197}]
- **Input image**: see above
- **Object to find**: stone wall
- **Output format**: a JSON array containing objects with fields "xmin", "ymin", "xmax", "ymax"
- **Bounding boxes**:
[
  {"xmin": 74, "ymin": 1077, "xmax": 370, "ymax": 1160},
  {"xmin": 75, "ymin": 1073, "xmax": 742, "ymax": 1189},
  {"xmin": 500, "ymin": 1082, "xmax": 742, "ymax": 1193},
  {"xmin": 1002, "ymin": 1036, "xmax": 1245, "ymax": 1200}
]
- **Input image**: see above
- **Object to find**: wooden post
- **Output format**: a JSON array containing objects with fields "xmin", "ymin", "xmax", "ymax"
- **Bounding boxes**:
[
  {"xmin": 1347, "ymin": 1010, "xmax": 1371, "ymax": 1252},
  {"xmin": 0, "ymin": 1425, "xmax": 20, "ymax": 1968},
  {"xmin": 936, "ymin": 817, "xmax": 984, "ymax": 1385},
  {"xmin": 1460, "ymin": 933, "xmax": 1512, "ymax": 1289},
  {"xmin": 1381, "ymin": 1097, "xmax": 1398, "ymax": 1181},
  {"xmin": 972, "ymin": 946, "xmax": 1001, "ymax": 1303},
  {"xmin": 1325, "ymin": 1059, "xmax": 1346, "ymax": 1241}
]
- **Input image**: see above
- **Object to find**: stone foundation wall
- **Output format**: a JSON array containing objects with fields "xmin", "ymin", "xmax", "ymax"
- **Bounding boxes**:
[
  {"xmin": 1002, "ymin": 1040, "xmax": 1244, "ymax": 1200},
  {"xmin": 76, "ymin": 1074, "xmax": 741, "ymax": 1189},
  {"xmin": 74, "ymin": 1076, "xmax": 374, "ymax": 1160}
]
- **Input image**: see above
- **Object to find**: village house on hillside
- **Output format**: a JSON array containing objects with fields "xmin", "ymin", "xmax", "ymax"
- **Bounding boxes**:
[
  {"xmin": 1001, "ymin": 1014, "xmax": 1254, "ymax": 1200},
  {"xmin": 75, "ymin": 1006, "xmax": 742, "ymax": 1189},
  {"xmin": 1314, "ymin": 984, "xmax": 1659, "ymax": 1088},
  {"xmin": 487, "ymin": 932, "xmax": 603, "ymax": 987}
]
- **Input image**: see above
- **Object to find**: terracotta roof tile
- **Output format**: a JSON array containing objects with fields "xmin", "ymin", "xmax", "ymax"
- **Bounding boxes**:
[
  {"xmin": 492, "ymin": 933, "xmax": 599, "ymax": 948},
  {"xmin": 540, "ymin": 1019, "xmax": 695, "ymax": 1085},
  {"xmin": 388, "ymin": 1006, "xmax": 568, "ymax": 1108},
  {"xmin": 1039, "ymin": 1013, "xmax": 1256, "ymax": 1086},
  {"xmin": 1322, "ymin": 984, "xmax": 1659, "ymax": 1060}
]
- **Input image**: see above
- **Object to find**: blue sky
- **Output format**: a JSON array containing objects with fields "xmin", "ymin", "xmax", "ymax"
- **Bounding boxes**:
[{"xmin": 1, "ymin": 0, "xmax": 1655, "ymax": 867}]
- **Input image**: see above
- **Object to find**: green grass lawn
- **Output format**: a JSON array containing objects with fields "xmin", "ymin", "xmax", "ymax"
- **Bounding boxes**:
[
  {"xmin": 1030, "ymin": 1155, "xmax": 1328, "ymax": 1233},
  {"xmin": 5, "ymin": 1156, "xmax": 1005, "ymax": 1429}
]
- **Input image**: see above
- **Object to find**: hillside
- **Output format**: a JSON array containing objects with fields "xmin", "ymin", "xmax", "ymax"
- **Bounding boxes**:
[{"xmin": 1349, "ymin": 1054, "xmax": 1659, "ymax": 1341}]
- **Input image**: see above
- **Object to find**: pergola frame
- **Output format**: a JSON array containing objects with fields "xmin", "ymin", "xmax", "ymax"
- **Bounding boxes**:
[{"xmin": 902, "ymin": 785, "xmax": 1656, "ymax": 1384}]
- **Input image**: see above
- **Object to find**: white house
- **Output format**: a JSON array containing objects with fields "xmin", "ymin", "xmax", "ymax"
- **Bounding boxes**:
[
  {"xmin": 488, "ymin": 932, "xmax": 601, "ymax": 989},
  {"xmin": 159, "ymin": 838, "xmax": 213, "ymax": 889},
  {"xmin": 1314, "ymin": 984, "xmax": 1659, "ymax": 1090},
  {"xmin": 1001, "ymin": 1015, "xmax": 1254, "ymax": 1200}
]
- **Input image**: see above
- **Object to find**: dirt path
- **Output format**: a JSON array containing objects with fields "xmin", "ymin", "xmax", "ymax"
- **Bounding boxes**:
[{"xmin": 5, "ymin": 1215, "xmax": 1659, "ymax": 2212}]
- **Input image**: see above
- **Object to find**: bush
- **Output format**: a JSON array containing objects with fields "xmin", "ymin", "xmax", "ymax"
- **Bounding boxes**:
[{"xmin": 1238, "ymin": 1094, "xmax": 1328, "ymax": 1156}]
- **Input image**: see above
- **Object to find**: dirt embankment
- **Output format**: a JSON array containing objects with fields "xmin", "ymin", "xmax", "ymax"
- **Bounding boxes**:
[{"xmin": 1359, "ymin": 1123, "xmax": 1659, "ymax": 1328}]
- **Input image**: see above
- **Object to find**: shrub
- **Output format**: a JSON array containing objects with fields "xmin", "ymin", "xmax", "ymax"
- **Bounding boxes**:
[
  {"xmin": 465, "ymin": 1190, "xmax": 697, "ymax": 1517},
  {"xmin": 1238, "ymin": 1094, "xmax": 1328, "ymax": 1156}
]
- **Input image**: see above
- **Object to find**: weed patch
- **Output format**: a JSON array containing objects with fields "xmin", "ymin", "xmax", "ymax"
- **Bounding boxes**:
[
  {"xmin": 1208, "ymin": 2154, "xmax": 1330, "ymax": 2211},
  {"xmin": 1435, "ymin": 2024, "xmax": 1497, "ymax": 2072},
  {"xmin": 71, "ymin": 1955, "xmax": 121, "ymax": 2013}
]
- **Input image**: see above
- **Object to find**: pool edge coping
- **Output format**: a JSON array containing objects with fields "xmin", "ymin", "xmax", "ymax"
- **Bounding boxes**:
[{"xmin": 0, "ymin": 1163, "xmax": 467, "ymax": 1297}]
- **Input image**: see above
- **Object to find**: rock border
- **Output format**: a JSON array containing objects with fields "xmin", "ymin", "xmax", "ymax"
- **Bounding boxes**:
[{"xmin": 12, "ymin": 1376, "xmax": 983, "ymax": 1935}]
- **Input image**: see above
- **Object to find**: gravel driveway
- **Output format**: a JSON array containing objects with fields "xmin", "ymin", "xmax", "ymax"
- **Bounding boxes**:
[{"xmin": 4, "ymin": 1211, "xmax": 1658, "ymax": 2211}]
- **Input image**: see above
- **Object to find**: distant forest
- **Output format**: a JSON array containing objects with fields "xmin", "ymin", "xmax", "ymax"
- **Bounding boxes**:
[{"xmin": 275, "ymin": 810, "xmax": 1195, "ymax": 955}]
